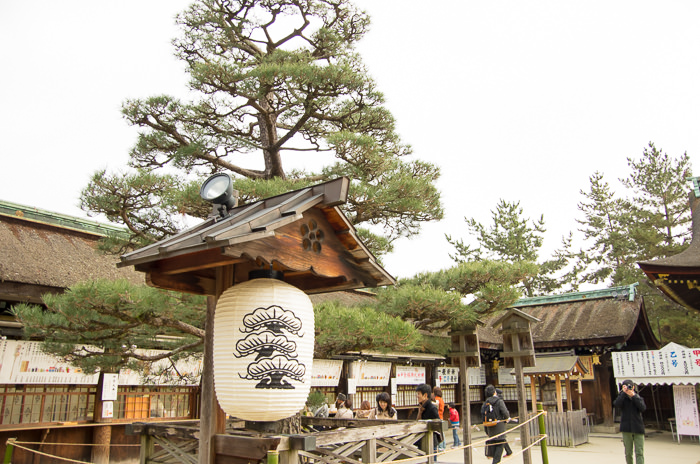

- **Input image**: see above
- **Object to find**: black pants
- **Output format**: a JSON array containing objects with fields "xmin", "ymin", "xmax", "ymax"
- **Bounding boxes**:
[
  {"xmin": 486, "ymin": 438, "xmax": 505, "ymax": 464},
  {"xmin": 504, "ymin": 441, "xmax": 512, "ymax": 456}
]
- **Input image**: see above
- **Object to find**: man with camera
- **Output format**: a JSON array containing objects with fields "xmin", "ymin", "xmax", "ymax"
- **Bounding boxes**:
[{"xmin": 613, "ymin": 379, "xmax": 646, "ymax": 464}]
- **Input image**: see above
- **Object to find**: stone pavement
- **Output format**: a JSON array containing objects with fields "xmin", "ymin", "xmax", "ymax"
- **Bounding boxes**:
[{"xmin": 431, "ymin": 429, "xmax": 700, "ymax": 464}]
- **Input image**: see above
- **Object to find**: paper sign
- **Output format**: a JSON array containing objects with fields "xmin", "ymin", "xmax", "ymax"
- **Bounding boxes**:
[
  {"xmin": 102, "ymin": 401, "xmax": 114, "ymax": 419},
  {"xmin": 102, "ymin": 373, "xmax": 119, "ymax": 401}
]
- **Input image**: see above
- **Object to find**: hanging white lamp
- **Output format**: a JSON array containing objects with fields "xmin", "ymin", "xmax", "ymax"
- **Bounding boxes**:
[{"xmin": 213, "ymin": 271, "xmax": 314, "ymax": 421}]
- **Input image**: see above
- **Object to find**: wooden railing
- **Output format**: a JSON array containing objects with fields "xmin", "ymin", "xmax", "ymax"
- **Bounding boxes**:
[{"xmin": 129, "ymin": 418, "xmax": 448, "ymax": 464}]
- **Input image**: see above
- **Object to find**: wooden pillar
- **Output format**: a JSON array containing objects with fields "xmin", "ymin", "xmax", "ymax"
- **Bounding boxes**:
[
  {"xmin": 511, "ymin": 333, "xmax": 532, "ymax": 464},
  {"xmin": 596, "ymin": 361, "xmax": 614, "ymax": 427},
  {"xmin": 91, "ymin": 373, "xmax": 115, "ymax": 464},
  {"xmin": 457, "ymin": 335, "xmax": 473, "ymax": 464},
  {"xmin": 139, "ymin": 433, "xmax": 154, "ymax": 464},
  {"xmin": 530, "ymin": 376, "xmax": 538, "ymax": 413},
  {"xmin": 577, "ymin": 379, "xmax": 583, "ymax": 410},
  {"xmin": 555, "ymin": 374, "xmax": 563, "ymax": 413},
  {"xmin": 565, "ymin": 376, "xmax": 573, "ymax": 411},
  {"xmin": 199, "ymin": 266, "xmax": 232, "ymax": 464}
]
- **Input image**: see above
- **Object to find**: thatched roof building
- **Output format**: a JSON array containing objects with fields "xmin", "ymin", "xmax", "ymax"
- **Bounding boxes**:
[
  {"xmin": 0, "ymin": 200, "xmax": 142, "ymax": 307},
  {"xmin": 478, "ymin": 284, "xmax": 660, "ymax": 352}
]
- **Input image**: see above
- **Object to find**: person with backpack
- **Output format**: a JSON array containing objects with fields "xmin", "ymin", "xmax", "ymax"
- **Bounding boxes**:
[
  {"xmin": 447, "ymin": 402, "xmax": 461, "ymax": 448},
  {"xmin": 481, "ymin": 384, "xmax": 510, "ymax": 464},
  {"xmin": 495, "ymin": 388, "xmax": 513, "ymax": 457}
]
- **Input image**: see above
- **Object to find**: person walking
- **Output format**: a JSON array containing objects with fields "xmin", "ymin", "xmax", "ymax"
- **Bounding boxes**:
[
  {"xmin": 613, "ymin": 379, "xmax": 646, "ymax": 464},
  {"xmin": 481, "ymin": 384, "xmax": 510, "ymax": 464},
  {"xmin": 495, "ymin": 388, "xmax": 513, "ymax": 457}
]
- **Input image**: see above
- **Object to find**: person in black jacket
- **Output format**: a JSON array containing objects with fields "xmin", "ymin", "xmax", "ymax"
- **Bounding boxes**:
[
  {"xmin": 481, "ymin": 385, "xmax": 510, "ymax": 464},
  {"xmin": 415, "ymin": 384, "xmax": 442, "ymax": 458},
  {"xmin": 495, "ymin": 388, "xmax": 513, "ymax": 457},
  {"xmin": 613, "ymin": 379, "xmax": 646, "ymax": 464}
]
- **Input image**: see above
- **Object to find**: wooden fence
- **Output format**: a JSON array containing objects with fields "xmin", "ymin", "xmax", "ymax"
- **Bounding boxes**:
[{"xmin": 528, "ymin": 408, "xmax": 589, "ymax": 447}]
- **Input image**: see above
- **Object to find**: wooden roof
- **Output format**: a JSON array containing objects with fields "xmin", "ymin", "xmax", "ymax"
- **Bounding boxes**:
[
  {"xmin": 0, "ymin": 202, "xmax": 142, "ymax": 304},
  {"xmin": 119, "ymin": 177, "xmax": 395, "ymax": 295},
  {"xmin": 520, "ymin": 351, "xmax": 588, "ymax": 377},
  {"xmin": 638, "ymin": 185, "xmax": 700, "ymax": 310},
  {"xmin": 478, "ymin": 285, "xmax": 660, "ymax": 351}
]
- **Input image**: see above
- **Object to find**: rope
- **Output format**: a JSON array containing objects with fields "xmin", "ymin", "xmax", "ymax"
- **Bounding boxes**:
[
  {"xmin": 12, "ymin": 440, "xmax": 140, "ymax": 447},
  {"xmin": 384, "ymin": 411, "xmax": 546, "ymax": 464},
  {"xmin": 8, "ymin": 440, "xmax": 95, "ymax": 464}
]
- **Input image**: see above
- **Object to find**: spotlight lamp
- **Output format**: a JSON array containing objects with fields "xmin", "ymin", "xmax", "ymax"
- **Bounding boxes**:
[{"xmin": 200, "ymin": 173, "xmax": 238, "ymax": 218}]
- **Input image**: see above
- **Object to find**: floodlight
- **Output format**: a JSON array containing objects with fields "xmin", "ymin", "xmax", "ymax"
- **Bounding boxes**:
[{"xmin": 200, "ymin": 173, "xmax": 238, "ymax": 218}]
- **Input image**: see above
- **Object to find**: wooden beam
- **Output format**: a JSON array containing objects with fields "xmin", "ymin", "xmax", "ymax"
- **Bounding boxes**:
[
  {"xmin": 499, "ymin": 350, "xmax": 536, "ymax": 358},
  {"xmin": 153, "ymin": 248, "xmax": 246, "ymax": 275},
  {"xmin": 146, "ymin": 271, "xmax": 216, "ymax": 296}
]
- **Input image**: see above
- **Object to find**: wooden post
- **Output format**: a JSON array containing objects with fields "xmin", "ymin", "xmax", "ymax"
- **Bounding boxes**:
[
  {"xmin": 554, "ymin": 374, "xmax": 563, "ymax": 413},
  {"xmin": 458, "ymin": 334, "xmax": 473, "ymax": 464},
  {"xmin": 422, "ymin": 424, "xmax": 435, "ymax": 464},
  {"xmin": 199, "ymin": 265, "xmax": 232, "ymax": 464},
  {"xmin": 565, "ymin": 377, "xmax": 573, "ymax": 411},
  {"xmin": 362, "ymin": 437, "xmax": 377, "ymax": 464},
  {"xmin": 511, "ymin": 333, "xmax": 532, "ymax": 464},
  {"xmin": 530, "ymin": 376, "xmax": 538, "ymax": 413},
  {"xmin": 139, "ymin": 433, "xmax": 153, "ymax": 464}
]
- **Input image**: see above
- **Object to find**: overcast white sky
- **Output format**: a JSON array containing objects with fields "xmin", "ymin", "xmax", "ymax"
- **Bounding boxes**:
[{"xmin": 1, "ymin": 1, "xmax": 698, "ymax": 281}]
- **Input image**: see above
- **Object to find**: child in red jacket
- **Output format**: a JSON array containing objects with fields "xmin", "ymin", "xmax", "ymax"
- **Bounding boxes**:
[{"xmin": 448, "ymin": 403, "xmax": 461, "ymax": 448}]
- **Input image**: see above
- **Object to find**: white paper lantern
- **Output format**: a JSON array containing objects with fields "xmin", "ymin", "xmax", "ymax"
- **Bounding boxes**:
[{"xmin": 213, "ymin": 277, "xmax": 314, "ymax": 421}]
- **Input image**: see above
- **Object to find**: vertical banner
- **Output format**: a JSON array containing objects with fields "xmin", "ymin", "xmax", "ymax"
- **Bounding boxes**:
[
  {"xmin": 102, "ymin": 373, "xmax": 119, "ymax": 401},
  {"xmin": 673, "ymin": 385, "xmax": 700, "ymax": 438}
]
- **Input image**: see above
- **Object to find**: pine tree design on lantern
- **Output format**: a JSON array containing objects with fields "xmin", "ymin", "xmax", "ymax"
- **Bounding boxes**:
[{"xmin": 234, "ymin": 305, "xmax": 306, "ymax": 389}]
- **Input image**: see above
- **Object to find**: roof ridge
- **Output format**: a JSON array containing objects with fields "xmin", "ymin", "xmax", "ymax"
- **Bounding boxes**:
[
  {"xmin": 0, "ymin": 199, "xmax": 128, "ymax": 238},
  {"xmin": 512, "ymin": 283, "xmax": 638, "ymax": 307}
]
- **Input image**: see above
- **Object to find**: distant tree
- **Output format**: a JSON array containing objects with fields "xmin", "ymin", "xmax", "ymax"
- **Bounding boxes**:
[
  {"xmin": 574, "ymin": 143, "xmax": 697, "ymax": 347},
  {"xmin": 446, "ymin": 200, "xmax": 575, "ymax": 297},
  {"xmin": 575, "ymin": 143, "xmax": 692, "ymax": 286},
  {"xmin": 80, "ymin": 0, "xmax": 442, "ymax": 258},
  {"xmin": 575, "ymin": 171, "xmax": 638, "ymax": 285}
]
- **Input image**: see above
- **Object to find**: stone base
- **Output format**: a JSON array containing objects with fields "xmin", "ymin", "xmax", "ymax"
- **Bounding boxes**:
[{"xmin": 592, "ymin": 424, "xmax": 618, "ymax": 434}]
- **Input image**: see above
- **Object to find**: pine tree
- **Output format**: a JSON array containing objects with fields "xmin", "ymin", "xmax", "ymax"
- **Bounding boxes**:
[
  {"xmin": 446, "ymin": 200, "xmax": 574, "ymax": 297},
  {"xmin": 574, "ymin": 143, "xmax": 697, "ymax": 347},
  {"xmin": 576, "ymin": 144, "xmax": 692, "ymax": 286},
  {"xmin": 80, "ymin": 0, "xmax": 443, "ymax": 258}
]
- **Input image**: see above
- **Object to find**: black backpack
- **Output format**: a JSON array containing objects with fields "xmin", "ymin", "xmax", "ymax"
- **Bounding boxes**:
[{"xmin": 483, "ymin": 399, "xmax": 498, "ymax": 427}]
